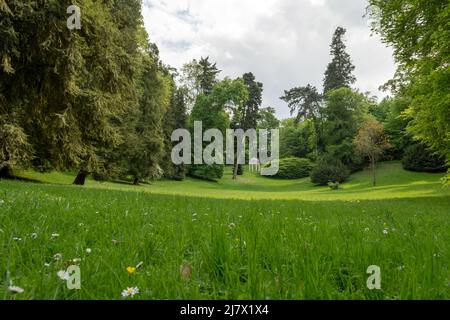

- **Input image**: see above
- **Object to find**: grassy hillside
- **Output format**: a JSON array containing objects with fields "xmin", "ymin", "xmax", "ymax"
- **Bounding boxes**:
[
  {"xmin": 1, "ymin": 162, "xmax": 449, "ymax": 300},
  {"xmin": 12, "ymin": 161, "xmax": 450, "ymax": 201}
]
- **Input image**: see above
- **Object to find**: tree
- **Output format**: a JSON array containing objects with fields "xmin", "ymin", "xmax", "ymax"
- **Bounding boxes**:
[
  {"xmin": 162, "ymin": 88, "xmax": 188, "ymax": 181},
  {"xmin": 368, "ymin": 0, "xmax": 450, "ymax": 183},
  {"xmin": 323, "ymin": 27, "xmax": 356, "ymax": 94},
  {"xmin": 354, "ymin": 119, "xmax": 391, "ymax": 186},
  {"xmin": 121, "ymin": 60, "xmax": 172, "ymax": 185},
  {"xmin": 231, "ymin": 72, "xmax": 263, "ymax": 177},
  {"xmin": 280, "ymin": 85, "xmax": 322, "ymax": 123},
  {"xmin": 189, "ymin": 78, "xmax": 248, "ymax": 181},
  {"xmin": 322, "ymin": 88, "xmax": 370, "ymax": 170},
  {"xmin": 257, "ymin": 107, "xmax": 280, "ymax": 130},
  {"xmin": 0, "ymin": 0, "xmax": 146, "ymax": 185},
  {"xmin": 180, "ymin": 57, "xmax": 221, "ymax": 108},
  {"xmin": 378, "ymin": 96, "xmax": 414, "ymax": 159},
  {"xmin": 280, "ymin": 84, "xmax": 323, "ymax": 155},
  {"xmin": 279, "ymin": 119, "xmax": 316, "ymax": 160}
]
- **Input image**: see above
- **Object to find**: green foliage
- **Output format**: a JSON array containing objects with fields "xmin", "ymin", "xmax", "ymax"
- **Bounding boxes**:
[
  {"xmin": 121, "ymin": 62, "xmax": 172, "ymax": 184},
  {"xmin": 280, "ymin": 119, "xmax": 317, "ymax": 159},
  {"xmin": 189, "ymin": 78, "xmax": 248, "ymax": 181},
  {"xmin": 257, "ymin": 107, "xmax": 280, "ymax": 130},
  {"xmin": 380, "ymin": 97, "xmax": 413, "ymax": 159},
  {"xmin": 402, "ymin": 144, "xmax": 447, "ymax": 173},
  {"xmin": 322, "ymin": 88, "xmax": 370, "ymax": 170},
  {"xmin": 162, "ymin": 88, "xmax": 188, "ymax": 181},
  {"xmin": 266, "ymin": 157, "xmax": 314, "ymax": 180},
  {"xmin": 311, "ymin": 159, "xmax": 350, "ymax": 185},
  {"xmin": 180, "ymin": 57, "xmax": 221, "ymax": 108},
  {"xmin": 280, "ymin": 85, "xmax": 322, "ymax": 123},
  {"xmin": 188, "ymin": 164, "xmax": 224, "ymax": 182},
  {"xmin": 328, "ymin": 181, "xmax": 340, "ymax": 190},
  {"xmin": 368, "ymin": 0, "xmax": 450, "ymax": 181},
  {"xmin": 236, "ymin": 72, "xmax": 263, "ymax": 130},
  {"xmin": 323, "ymin": 27, "xmax": 356, "ymax": 94},
  {"xmin": 0, "ymin": 0, "xmax": 146, "ymax": 174},
  {"xmin": 0, "ymin": 120, "xmax": 32, "ymax": 174}
]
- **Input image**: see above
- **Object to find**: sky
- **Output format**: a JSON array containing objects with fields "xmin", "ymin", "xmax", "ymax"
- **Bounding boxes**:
[{"xmin": 142, "ymin": 0, "xmax": 397, "ymax": 119}]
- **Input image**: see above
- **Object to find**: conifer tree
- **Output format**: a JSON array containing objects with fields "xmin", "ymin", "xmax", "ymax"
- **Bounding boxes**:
[{"xmin": 323, "ymin": 27, "xmax": 356, "ymax": 94}]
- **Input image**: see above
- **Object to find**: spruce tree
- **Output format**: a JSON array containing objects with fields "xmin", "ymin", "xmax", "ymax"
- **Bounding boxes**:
[
  {"xmin": 162, "ymin": 88, "xmax": 188, "ymax": 181},
  {"xmin": 323, "ymin": 27, "xmax": 356, "ymax": 94}
]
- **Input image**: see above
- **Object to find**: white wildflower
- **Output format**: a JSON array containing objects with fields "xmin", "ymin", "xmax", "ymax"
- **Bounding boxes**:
[
  {"xmin": 8, "ymin": 286, "xmax": 24, "ymax": 294},
  {"xmin": 57, "ymin": 270, "xmax": 70, "ymax": 281},
  {"xmin": 121, "ymin": 287, "xmax": 139, "ymax": 298},
  {"xmin": 53, "ymin": 253, "xmax": 62, "ymax": 261},
  {"xmin": 383, "ymin": 229, "xmax": 389, "ymax": 235},
  {"xmin": 13, "ymin": 237, "xmax": 22, "ymax": 241},
  {"xmin": 86, "ymin": 248, "xmax": 92, "ymax": 254},
  {"xmin": 51, "ymin": 233, "xmax": 60, "ymax": 239},
  {"xmin": 44, "ymin": 263, "xmax": 51, "ymax": 267}
]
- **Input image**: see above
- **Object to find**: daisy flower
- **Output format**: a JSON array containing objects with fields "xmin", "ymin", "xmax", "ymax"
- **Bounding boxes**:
[
  {"xmin": 121, "ymin": 287, "xmax": 139, "ymax": 298},
  {"xmin": 86, "ymin": 248, "xmax": 92, "ymax": 254},
  {"xmin": 8, "ymin": 286, "xmax": 24, "ymax": 294},
  {"xmin": 57, "ymin": 270, "xmax": 70, "ymax": 281}
]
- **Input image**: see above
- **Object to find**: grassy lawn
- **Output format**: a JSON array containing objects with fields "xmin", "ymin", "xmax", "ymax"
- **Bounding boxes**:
[{"xmin": 1, "ymin": 162, "xmax": 449, "ymax": 299}]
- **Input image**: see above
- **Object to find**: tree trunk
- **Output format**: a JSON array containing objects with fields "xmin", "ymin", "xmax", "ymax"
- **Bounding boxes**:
[
  {"xmin": 133, "ymin": 177, "xmax": 140, "ymax": 186},
  {"xmin": 233, "ymin": 162, "xmax": 239, "ymax": 180},
  {"xmin": 0, "ymin": 166, "xmax": 11, "ymax": 179},
  {"xmin": 371, "ymin": 157, "xmax": 376, "ymax": 187},
  {"xmin": 73, "ymin": 170, "xmax": 89, "ymax": 186}
]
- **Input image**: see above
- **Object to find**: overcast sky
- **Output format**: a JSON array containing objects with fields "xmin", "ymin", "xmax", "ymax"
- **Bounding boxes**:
[{"xmin": 142, "ymin": 0, "xmax": 397, "ymax": 119}]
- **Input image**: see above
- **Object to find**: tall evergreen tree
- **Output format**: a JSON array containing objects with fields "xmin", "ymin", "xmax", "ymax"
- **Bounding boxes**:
[
  {"xmin": 0, "ymin": 0, "xmax": 145, "ymax": 184},
  {"xmin": 231, "ymin": 72, "xmax": 263, "ymax": 177},
  {"xmin": 323, "ymin": 27, "xmax": 356, "ymax": 94},
  {"xmin": 162, "ymin": 88, "xmax": 188, "ymax": 181}
]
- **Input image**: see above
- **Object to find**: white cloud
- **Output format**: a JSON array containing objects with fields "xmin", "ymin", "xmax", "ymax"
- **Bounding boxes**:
[{"xmin": 142, "ymin": 0, "xmax": 396, "ymax": 119}]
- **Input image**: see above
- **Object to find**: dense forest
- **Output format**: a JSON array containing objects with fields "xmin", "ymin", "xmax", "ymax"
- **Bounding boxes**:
[{"xmin": 0, "ymin": 0, "xmax": 448, "ymax": 186}]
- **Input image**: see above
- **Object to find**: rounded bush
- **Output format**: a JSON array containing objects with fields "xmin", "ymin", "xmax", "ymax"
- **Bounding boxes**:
[
  {"xmin": 265, "ymin": 157, "xmax": 314, "ymax": 179},
  {"xmin": 402, "ymin": 144, "xmax": 447, "ymax": 173},
  {"xmin": 310, "ymin": 160, "xmax": 350, "ymax": 185}
]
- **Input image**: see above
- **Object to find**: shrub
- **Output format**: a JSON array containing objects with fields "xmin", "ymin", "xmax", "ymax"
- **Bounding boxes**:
[
  {"xmin": 311, "ymin": 160, "xmax": 350, "ymax": 185},
  {"xmin": 188, "ymin": 164, "xmax": 224, "ymax": 182},
  {"xmin": 328, "ymin": 181, "xmax": 340, "ymax": 190},
  {"xmin": 265, "ymin": 157, "xmax": 314, "ymax": 179},
  {"xmin": 402, "ymin": 144, "xmax": 447, "ymax": 173}
]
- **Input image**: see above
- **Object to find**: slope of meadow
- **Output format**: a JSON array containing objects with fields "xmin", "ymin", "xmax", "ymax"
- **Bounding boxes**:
[{"xmin": 0, "ymin": 162, "xmax": 449, "ymax": 300}]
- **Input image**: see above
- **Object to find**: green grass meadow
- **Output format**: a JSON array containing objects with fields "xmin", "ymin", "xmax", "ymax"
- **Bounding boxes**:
[{"xmin": 1, "ymin": 162, "xmax": 449, "ymax": 300}]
